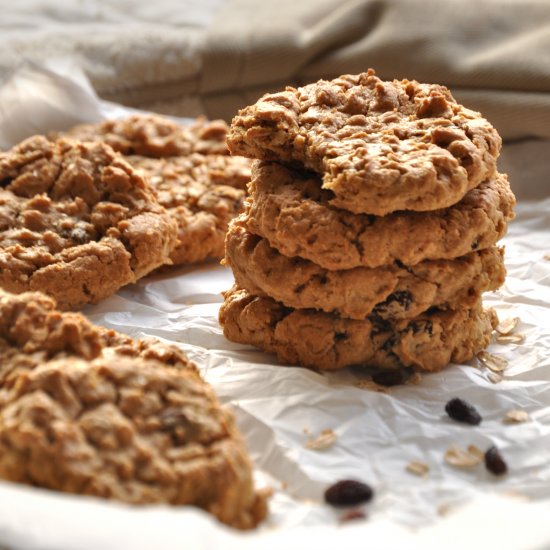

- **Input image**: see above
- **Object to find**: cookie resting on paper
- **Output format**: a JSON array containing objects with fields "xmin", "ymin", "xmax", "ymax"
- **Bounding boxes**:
[
  {"xmin": 244, "ymin": 162, "xmax": 515, "ymax": 270},
  {"xmin": 0, "ymin": 288, "xmax": 267, "ymax": 529},
  {"xmin": 219, "ymin": 286, "xmax": 497, "ymax": 372},
  {"xmin": 0, "ymin": 136, "xmax": 178, "ymax": 309},
  {"xmin": 228, "ymin": 69, "xmax": 501, "ymax": 215},
  {"xmin": 225, "ymin": 222, "xmax": 506, "ymax": 321}
]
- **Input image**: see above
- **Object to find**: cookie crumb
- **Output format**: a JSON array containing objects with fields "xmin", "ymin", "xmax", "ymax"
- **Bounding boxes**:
[
  {"xmin": 503, "ymin": 409, "xmax": 530, "ymax": 424},
  {"xmin": 354, "ymin": 379, "xmax": 390, "ymax": 393},
  {"xmin": 407, "ymin": 372, "xmax": 423, "ymax": 385},
  {"xmin": 306, "ymin": 428, "xmax": 337, "ymax": 450},
  {"xmin": 406, "ymin": 461, "xmax": 430, "ymax": 477}
]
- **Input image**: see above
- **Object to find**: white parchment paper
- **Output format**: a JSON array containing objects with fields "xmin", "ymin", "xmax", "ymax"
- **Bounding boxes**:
[{"xmin": 0, "ymin": 65, "xmax": 549, "ymax": 550}]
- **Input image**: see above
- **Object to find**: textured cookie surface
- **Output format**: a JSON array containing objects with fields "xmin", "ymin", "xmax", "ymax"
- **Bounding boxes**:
[
  {"xmin": 0, "ymin": 288, "xmax": 266, "ymax": 529},
  {"xmin": 62, "ymin": 114, "xmax": 233, "ymax": 157},
  {"xmin": 129, "ymin": 155, "xmax": 246, "ymax": 265},
  {"xmin": 62, "ymin": 114, "xmax": 252, "ymax": 266},
  {"xmin": 228, "ymin": 70, "xmax": 501, "ymax": 215},
  {"xmin": 244, "ymin": 162, "xmax": 515, "ymax": 270},
  {"xmin": 225, "ymin": 223, "xmax": 506, "ymax": 320},
  {"xmin": 219, "ymin": 286, "xmax": 497, "ymax": 373},
  {"xmin": 0, "ymin": 136, "xmax": 178, "ymax": 309}
]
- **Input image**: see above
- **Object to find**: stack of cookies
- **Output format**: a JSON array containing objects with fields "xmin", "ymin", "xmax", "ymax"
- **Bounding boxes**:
[{"xmin": 220, "ymin": 70, "xmax": 516, "ymax": 375}]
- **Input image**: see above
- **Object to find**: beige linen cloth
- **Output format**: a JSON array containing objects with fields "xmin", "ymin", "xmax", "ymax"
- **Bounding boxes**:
[{"xmin": 1, "ymin": 0, "xmax": 549, "ymax": 196}]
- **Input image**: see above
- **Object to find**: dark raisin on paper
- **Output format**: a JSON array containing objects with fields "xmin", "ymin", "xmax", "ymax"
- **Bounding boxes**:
[
  {"xmin": 324, "ymin": 479, "xmax": 373, "ymax": 507},
  {"xmin": 445, "ymin": 397, "xmax": 482, "ymax": 425},
  {"xmin": 485, "ymin": 446, "xmax": 508, "ymax": 476}
]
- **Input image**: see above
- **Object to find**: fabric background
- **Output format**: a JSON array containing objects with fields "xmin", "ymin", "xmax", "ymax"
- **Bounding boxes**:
[{"xmin": 1, "ymin": 0, "xmax": 549, "ymax": 198}]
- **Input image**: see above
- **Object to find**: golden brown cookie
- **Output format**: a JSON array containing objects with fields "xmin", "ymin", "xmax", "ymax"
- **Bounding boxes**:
[
  {"xmin": 60, "ymin": 114, "xmax": 253, "ymax": 266},
  {"xmin": 129, "ymin": 155, "xmax": 246, "ymax": 265},
  {"xmin": 0, "ymin": 136, "xmax": 178, "ymax": 309},
  {"xmin": 243, "ymin": 162, "xmax": 515, "ymax": 270},
  {"xmin": 62, "ymin": 114, "xmax": 232, "ymax": 157},
  {"xmin": 225, "ymin": 222, "xmax": 506, "ymax": 321},
  {"xmin": 219, "ymin": 286, "xmax": 497, "ymax": 373},
  {"xmin": 0, "ymin": 288, "xmax": 267, "ymax": 529},
  {"xmin": 228, "ymin": 70, "xmax": 501, "ymax": 215}
]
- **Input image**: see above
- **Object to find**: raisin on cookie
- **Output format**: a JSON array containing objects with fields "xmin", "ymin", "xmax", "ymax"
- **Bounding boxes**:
[
  {"xmin": 219, "ymin": 286, "xmax": 497, "ymax": 373},
  {"xmin": 228, "ymin": 69, "xmax": 501, "ymax": 215},
  {"xmin": 244, "ymin": 162, "xmax": 515, "ymax": 270},
  {"xmin": 0, "ymin": 288, "xmax": 267, "ymax": 529},
  {"xmin": 225, "ymin": 222, "xmax": 506, "ymax": 321}
]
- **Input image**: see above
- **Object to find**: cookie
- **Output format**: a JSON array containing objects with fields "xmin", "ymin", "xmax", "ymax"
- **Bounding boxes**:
[
  {"xmin": 0, "ymin": 288, "xmax": 267, "ymax": 529},
  {"xmin": 62, "ymin": 114, "xmax": 232, "ymax": 157},
  {"xmin": 219, "ymin": 286, "xmax": 497, "ymax": 373},
  {"xmin": 129, "ymin": 155, "xmax": 246, "ymax": 265},
  {"xmin": 228, "ymin": 70, "xmax": 501, "ymax": 215},
  {"xmin": 224, "ymin": 223, "xmax": 506, "ymax": 321},
  {"xmin": 244, "ymin": 162, "xmax": 515, "ymax": 270},
  {"xmin": 0, "ymin": 136, "xmax": 178, "ymax": 309}
]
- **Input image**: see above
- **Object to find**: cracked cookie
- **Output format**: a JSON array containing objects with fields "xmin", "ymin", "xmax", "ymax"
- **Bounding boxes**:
[
  {"xmin": 0, "ymin": 288, "xmax": 267, "ymax": 529},
  {"xmin": 225, "ymin": 222, "xmax": 506, "ymax": 321},
  {"xmin": 0, "ymin": 136, "xmax": 178, "ymax": 309},
  {"xmin": 60, "ymin": 114, "xmax": 252, "ymax": 266},
  {"xmin": 129, "ymin": 155, "xmax": 246, "ymax": 265},
  {"xmin": 219, "ymin": 286, "xmax": 497, "ymax": 372},
  {"xmin": 244, "ymin": 162, "xmax": 515, "ymax": 270},
  {"xmin": 228, "ymin": 69, "xmax": 501, "ymax": 215}
]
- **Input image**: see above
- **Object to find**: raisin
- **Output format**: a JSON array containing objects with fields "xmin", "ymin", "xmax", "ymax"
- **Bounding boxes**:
[
  {"xmin": 485, "ymin": 446, "xmax": 508, "ymax": 476},
  {"xmin": 445, "ymin": 397, "xmax": 482, "ymax": 425},
  {"xmin": 372, "ymin": 368, "xmax": 411, "ymax": 386},
  {"xmin": 324, "ymin": 479, "xmax": 373, "ymax": 507}
]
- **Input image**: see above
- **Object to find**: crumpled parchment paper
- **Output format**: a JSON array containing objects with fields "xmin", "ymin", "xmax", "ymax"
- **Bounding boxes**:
[{"xmin": 0, "ymin": 64, "xmax": 549, "ymax": 550}]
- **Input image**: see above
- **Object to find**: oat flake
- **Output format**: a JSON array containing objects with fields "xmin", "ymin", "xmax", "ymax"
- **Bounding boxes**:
[
  {"xmin": 305, "ymin": 428, "xmax": 337, "ymax": 450},
  {"xmin": 406, "ymin": 461, "xmax": 430, "ymax": 477},
  {"xmin": 503, "ymin": 409, "xmax": 530, "ymax": 424},
  {"xmin": 444, "ymin": 444, "xmax": 484, "ymax": 468},
  {"xmin": 478, "ymin": 351, "xmax": 508, "ymax": 372},
  {"xmin": 496, "ymin": 317, "xmax": 519, "ymax": 335},
  {"xmin": 496, "ymin": 333, "xmax": 525, "ymax": 344}
]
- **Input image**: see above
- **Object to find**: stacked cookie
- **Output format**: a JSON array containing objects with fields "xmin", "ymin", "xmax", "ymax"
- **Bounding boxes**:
[{"xmin": 220, "ymin": 70, "xmax": 516, "ymax": 374}]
